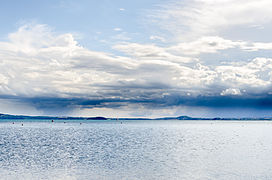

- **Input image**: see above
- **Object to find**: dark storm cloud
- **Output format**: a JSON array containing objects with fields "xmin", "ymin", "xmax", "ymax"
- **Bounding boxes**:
[
  {"xmin": 1, "ymin": 93, "xmax": 272, "ymax": 115},
  {"xmin": 155, "ymin": 94, "xmax": 272, "ymax": 108}
]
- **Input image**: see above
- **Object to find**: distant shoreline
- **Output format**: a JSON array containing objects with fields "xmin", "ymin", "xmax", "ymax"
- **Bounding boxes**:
[{"xmin": 0, "ymin": 113, "xmax": 272, "ymax": 121}]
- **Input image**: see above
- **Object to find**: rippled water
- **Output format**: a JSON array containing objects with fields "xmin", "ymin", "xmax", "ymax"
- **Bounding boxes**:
[{"xmin": 1, "ymin": 120, "xmax": 272, "ymax": 180}]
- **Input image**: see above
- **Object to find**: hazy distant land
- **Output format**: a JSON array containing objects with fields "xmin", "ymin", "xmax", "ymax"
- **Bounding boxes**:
[{"xmin": 0, "ymin": 113, "xmax": 271, "ymax": 121}]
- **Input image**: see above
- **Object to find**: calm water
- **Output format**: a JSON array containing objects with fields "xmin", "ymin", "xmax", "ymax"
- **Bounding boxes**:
[{"xmin": 1, "ymin": 120, "xmax": 272, "ymax": 180}]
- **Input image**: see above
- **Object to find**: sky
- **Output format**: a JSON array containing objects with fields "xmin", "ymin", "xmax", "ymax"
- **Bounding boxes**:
[{"xmin": 1, "ymin": 0, "xmax": 272, "ymax": 118}]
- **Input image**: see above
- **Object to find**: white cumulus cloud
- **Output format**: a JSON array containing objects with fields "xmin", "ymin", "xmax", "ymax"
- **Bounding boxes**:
[{"xmin": 220, "ymin": 88, "xmax": 242, "ymax": 96}]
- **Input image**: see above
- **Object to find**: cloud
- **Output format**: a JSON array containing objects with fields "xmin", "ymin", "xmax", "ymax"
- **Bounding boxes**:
[
  {"xmin": 166, "ymin": 36, "xmax": 272, "ymax": 55},
  {"xmin": 113, "ymin": 28, "xmax": 122, "ymax": 31},
  {"xmin": 241, "ymin": 42, "xmax": 272, "ymax": 51},
  {"xmin": 1, "ymin": 23, "xmax": 272, "ymax": 116},
  {"xmin": 150, "ymin": 0, "xmax": 272, "ymax": 40},
  {"xmin": 113, "ymin": 42, "xmax": 198, "ymax": 63},
  {"xmin": 168, "ymin": 36, "xmax": 240, "ymax": 55},
  {"xmin": 149, "ymin": 35, "xmax": 166, "ymax": 42},
  {"xmin": 220, "ymin": 88, "xmax": 242, "ymax": 96},
  {"xmin": 215, "ymin": 57, "xmax": 272, "ymax": 89}
]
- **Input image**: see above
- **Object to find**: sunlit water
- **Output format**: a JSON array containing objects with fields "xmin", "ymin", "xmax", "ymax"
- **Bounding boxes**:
[{"xmin": 1, "ymin": 120, "xmax": 272, "ymax": 180}]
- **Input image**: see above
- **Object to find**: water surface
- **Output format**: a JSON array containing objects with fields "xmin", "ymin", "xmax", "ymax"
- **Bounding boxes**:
[{"xmin": 0, "ymin": 120, "xmax": 272, "ymax": 180}]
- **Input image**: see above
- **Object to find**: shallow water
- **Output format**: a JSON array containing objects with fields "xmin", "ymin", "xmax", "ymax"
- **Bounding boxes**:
[{"xmin": 1, "ymin": 120, "xmax": 272, "ymax": 180}]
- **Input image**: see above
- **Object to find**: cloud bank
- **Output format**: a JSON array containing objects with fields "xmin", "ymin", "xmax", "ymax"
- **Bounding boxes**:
[{"xmin": 0, "ymin": 23, "xmax": 272, "ymax": 117}]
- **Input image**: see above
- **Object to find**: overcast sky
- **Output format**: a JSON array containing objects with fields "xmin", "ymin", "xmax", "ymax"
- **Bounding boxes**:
[{"xmin": 1, "ymin": 0, "xmax": 272, "ymax": 118}]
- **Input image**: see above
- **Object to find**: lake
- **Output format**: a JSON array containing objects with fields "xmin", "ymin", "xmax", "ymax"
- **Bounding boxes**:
[{"xmin": 0, "ymin": 120, "xmax": 272, "ymax": 180}]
